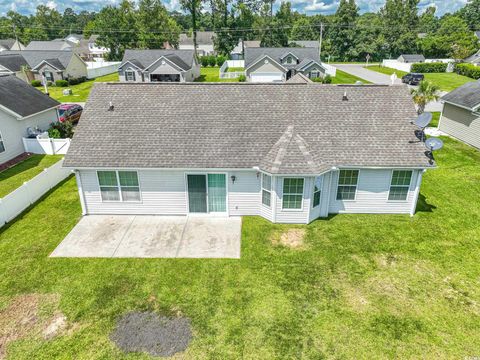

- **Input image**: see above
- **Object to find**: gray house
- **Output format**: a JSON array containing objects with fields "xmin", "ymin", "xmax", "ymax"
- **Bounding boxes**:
[
  {"xmin": 397, "ymin": 54, "xmax": 425, "ymax": 63},
  {"xmin": 465, "ymin": 50, "xmax": 480, "ymax": 65},
  {"xmin": 245, "ymin": 47, "xmax": 326, "ymax": 82},
  {"xmin": 439, "ymin": 80, "xmax": 480, "ymax": 149},
  {"xmin": 0, "ymin": 39, "xmax": 25, "ymax": 51},
  {"xmin": 119, "ymin": 50, "xmax": 200, "ymax": 83},
  {"xmin": 0, "ymin": 75, "xmax": 59, "ymax": 166},
  {"xmin": 0, "ymin": 54, "xmax": 30, "ymax": 82},
  {"xmin": 64, "ymin": 83, "xmax": 433, "ymax": 224},
  {"xmin": 179, "ymin": 31, "xmax": 215, "ymax": 56}
]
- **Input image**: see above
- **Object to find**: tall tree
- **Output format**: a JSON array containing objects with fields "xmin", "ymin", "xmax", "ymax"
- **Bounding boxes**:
[
  {"xmin": 458, "ymin": 0, "xmax": 480, "ymax": 30},
  {"xmin": 290, "ymin": 17, "xmax": 317, "ymax": 41},
  {"xmin": 331, "ymin": 0, "xmax": 359, "ymax": 61},
  {"xmin": 180, "ymin": 0, "xmax": 204, "ymax": 53}
]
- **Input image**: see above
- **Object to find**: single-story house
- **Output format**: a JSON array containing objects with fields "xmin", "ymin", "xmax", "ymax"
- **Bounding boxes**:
[
  {"xmin": 3, "ymin": 50, "xmax": 88, "ymax": 82},
  {"xmin": 118, "ymin": 49, "xmax": 200, "ymax": 83},
  {"xmin": 465, "ymin": 50, "xmax": 480, "ymax": 66},
  {"xmin": 179, "ymin": 31, "xmax": 215, "ymax": 56},
  {"xmin": 63, "ymin": 83, "xmax": 433, "ymax": 224},
  {"xmin": 397, "ymin": 54, "xmax": 425, "ymax": 63},
  {"xmin": 245, "ymin": 47, "xmax": 326, "ymax": 82},
  {"xmin": 289, "ymin": 40, "xmax": 319, "ymax": 48},
  {"xmin": 0, "ymin": 54, "xmax": 31, "ymax": 82},
  {"xmin": 439, "ymin": 80, "xmax": 480, "ymax": 148},
  {"xmin": 0, "ymin": 75, "xmax": 59, "ymax": 166},
  {"xmin": 231, "ymin": 40, "xmax": 261, "ymax": 60},
  {"xmin": 25, "ymin": 40, "xmax": 72, "ymax": 51},
  {"xmin": 0, "ymin": 39, "xmax": 25, "ymax": 51}
]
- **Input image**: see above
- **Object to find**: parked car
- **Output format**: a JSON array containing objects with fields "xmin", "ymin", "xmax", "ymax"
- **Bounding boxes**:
[
  {"xmin": 401, "ymin": 73, "xmax": 425, "ymax": 85},
  {"xmin": 58, "ymin": 104, "xmax": 83, "ymax": 123}
]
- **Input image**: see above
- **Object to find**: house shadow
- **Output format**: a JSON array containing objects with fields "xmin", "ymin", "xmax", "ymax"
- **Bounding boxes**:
[
  {"xmin": 194, "ymin": 75, "xmax": 206, "ymax": 82},
  {"xmin": 0, "ymin": 154, "xmax": 45, "ymax": 182},
  {"xmin": 415, "ymin": 193, "xmax": 437, "ymax": 213}
]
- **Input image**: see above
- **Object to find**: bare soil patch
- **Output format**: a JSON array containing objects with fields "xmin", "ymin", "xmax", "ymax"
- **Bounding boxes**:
[
  {"xmin": 271, "ymin": 229, "xmax": 306, "ymax": 249},
  {"xmin": 110, "ymin": 311, "xmax": 192, "ymax": 357}
]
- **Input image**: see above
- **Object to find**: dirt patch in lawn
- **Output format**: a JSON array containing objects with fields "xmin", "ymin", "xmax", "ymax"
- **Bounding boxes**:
[
  {"xmin": 0, "ymin": 294, "xmax": 68, "ymax": 359},
  {"xmin": 271, "ymin": 229, "xmax": 306, "ymax": 249},
  {"xmin": 110, "ymin": 311, "xmax": 192, "ymax": 357}
]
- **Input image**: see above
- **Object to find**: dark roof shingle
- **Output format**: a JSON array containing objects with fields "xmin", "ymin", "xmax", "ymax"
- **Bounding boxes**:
[
  {"xmin": 245, "ymin": 47, "xmax": 320, "ymax": 69},
  {"xmin": 121, "ymin": 49, "xmax": 195, "ymax": 71},
  {"xmin": 64, "ymin": 83, "xmax": 432, "ymax": 173},
  {"xmin": 0, "ymin": 54, "xmax": 29, "ymax": 72},
  {"xmin": 441, "ymin": 80, "xmax": 480, "ymax": 110}
]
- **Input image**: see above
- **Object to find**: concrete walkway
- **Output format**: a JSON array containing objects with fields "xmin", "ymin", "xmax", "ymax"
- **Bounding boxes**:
[
  {"xmin": 334, "ymin": 64, "xmax": 402, "ymax": 85},
  {"xmin": 50, "ymin": 215, "xmax": 241, "ymax": 259}
]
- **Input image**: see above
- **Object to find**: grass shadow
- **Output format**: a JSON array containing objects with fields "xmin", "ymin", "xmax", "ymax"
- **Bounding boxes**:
[
  {"xmin": 0, "ymin": 155, "xmax": 45, "ymax": 182},
  {"xmin": 194, "ymin": 75, "xmax": 207, "ymax": 82},
  {"xmin": 415, "ymin": 193, "xmax": 437, "ymax": 213}
]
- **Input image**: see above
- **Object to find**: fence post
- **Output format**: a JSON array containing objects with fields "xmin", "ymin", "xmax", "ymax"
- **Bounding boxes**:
[
  {"xmin": 0, "ymin": 199, "xmax": 6, "ymax": 226},
  {"xmin": 50, "ymin": 138, "xmax": 55, "ymax": 155},
  {"xmin": 22, "ymin": 137, "xmax": 28, "ymax": 153}
]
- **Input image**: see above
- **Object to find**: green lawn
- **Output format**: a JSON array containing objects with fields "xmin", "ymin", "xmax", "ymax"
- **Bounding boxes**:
[
  {"xmin": 227, "ymin": 67, "xmax": 244, "ymax": 73},
  {"xmin": 36, "ymin": 73, "xmax": 119, "ymax": 103},
  {"xmin": 430, "ymin": 112, "xmax": 441, "ymax": 127},
  {"xmin": 0, "ymin": 155, "xmax": 63, "ymax": 198},
  {"xmin": 195, "ymin": 67, "xmax": 240, "ymax": 82},
  {"xmin": 366, "ymin": 66, "xmax": 476, "ymax": 92},
  {"xmin": 1, "ymin": 138, "xmax": 480, "ymax": 358},
  {"xmin": 332, "ymin": 69, "xmax": 371, "ymax": 84}
]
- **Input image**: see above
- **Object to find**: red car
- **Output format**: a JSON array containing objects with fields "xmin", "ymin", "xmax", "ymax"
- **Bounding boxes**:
[{"xmin": 58, "ymin": 104, "xmax": 83, "ymax": 123}]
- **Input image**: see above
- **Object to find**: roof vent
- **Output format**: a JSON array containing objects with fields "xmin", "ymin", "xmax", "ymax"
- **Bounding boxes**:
[
  {"xmin": 108, "ymin": 101, "xmax": 114, "ymax": 111},
  {"xmin": 342, "ymin": 91, "xmax": 348, "ymax": 101}
]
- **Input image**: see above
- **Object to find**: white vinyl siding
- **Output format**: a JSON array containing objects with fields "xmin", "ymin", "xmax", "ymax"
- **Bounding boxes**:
[
  {"xmin": 227, "ymin": 171, "xmax": 260, "ymax": 216},
  {"xmin": 438, "ymin": 103, "xmax": 480, "ymax": 149},
  {"xmin": 0, "ymin": 131, "xmax": 5, "ymax": 153}
]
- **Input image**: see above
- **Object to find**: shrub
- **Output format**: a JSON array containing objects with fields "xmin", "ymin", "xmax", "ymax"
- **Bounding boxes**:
[
  {"xmin": 55, "ymin": 79, "xmax": 68, "ymax": 87},
  {"xmin": 31, "ymin": 80, "xmax": 41, "ymax": 87},
  {"xmin": 312, "ymin": 77, "xmax": 323, "ymax": 83},
  {"xmin": 49, "ymin": 121, "xmax": 74, "ymax": 138},
  {"xmin": 454, "ymin": 63, "xmax": 480, "ymax": 79},
  {"xmin": 238, "ymin": 74, "xmax": 246, "ymax": 82},
  {"xmin": 48, "ymin": 127, "xmax": 61, "ymax": 139},
  {"xmin": 207, "ymin": 55, "xmax": 217, "ymax": 67},
  {"xmin": 200, "ymin": 56, "xmax": 209, "ymax": 67},
  {"xmin": 322, "ymin": 74, "xmax": 332, "ymax": 84},
  {"xmin": 411, "ymin": 62, "xmax": 448, "ymax": 73},
  {"xmin": 216, "ymin": 55, "xmax": 226, "ymax": 67},
  {"xmin": 46, "ymin": 81, "xmax": 53, "ymax": 86},
  {"xmin": 68, "ymin": 77, "xmax": 87, "ymax": 86}
]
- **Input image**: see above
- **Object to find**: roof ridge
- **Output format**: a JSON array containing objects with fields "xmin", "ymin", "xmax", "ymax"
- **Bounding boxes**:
[
  {"xmin": 293, "ymin": 134, "xmax": 319, "ymax": 172},
  {"xmin": 268, "ymin": 125, "xmax": 295, "ymax": 173}
]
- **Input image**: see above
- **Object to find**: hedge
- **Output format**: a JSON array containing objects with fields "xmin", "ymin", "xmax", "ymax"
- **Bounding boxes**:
[
  {"xmin": 454, "ymin": 63, "xmax": 480, "ymax": 80},
  {"xmin": 55, "ymin": 79, "xmax": 68, "ymax": 87},
  {"xmin": 411, "ymin": 62, "xmax": 448, "ymax": 73},
  {"xmin": 68, "ymin": 76, "xmax": 87, "ymax": 85},
  {"xmin": 31, "ymin": 79, "xmax": 41, "ymax": 87}
]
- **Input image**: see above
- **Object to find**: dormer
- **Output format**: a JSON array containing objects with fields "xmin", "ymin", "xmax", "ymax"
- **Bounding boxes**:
[{"xmin": 280, "ymin": 52, "xmax": 299, "ymax": 65}]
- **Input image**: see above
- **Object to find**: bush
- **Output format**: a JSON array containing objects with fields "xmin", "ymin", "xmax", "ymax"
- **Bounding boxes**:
[
  {"xmin": 207, "ymin": 55, "xmax": 216, "ymax": 67},
  {"xmin": 46, "ymin": 81, "xmax": 53, "ymax": 86},
  {"xmin": 454, "ymin": 63, "xmax": 480, "ymax": 79},
  {"xmin": 322, "ymin": 74, "xmax": 332, "ymax": 84},
  {"xmin": 200, "ymin": 56, "xmax": 209, "ymax": 67},
  {"xmin": 55, "ymin": 79, "xmax": 68, "ymax": 87},
  {"xmin": 216, "ymin": 55, "xmax": 226, "ymax": 67},
  {"xmin": 48, "ymin": 128, "xmax": 61, "ymax": 139},
  {"xmin": 31, "ymin": 80, "xmax": 41, "ymax": 87},
  {"xmin": 238, "ymin": 74, "xmax": 246, "ymax": 82},
  {"xmin": 49, "ymin": 121, "xmax": 74, "ymax": 138},
  {"xmin": 411, "ymin": 62, "xmax": 448, "ymax": 73},
  {"xmin": 68, "ymin": 77, "xmax": 87, "ymax": 86}
]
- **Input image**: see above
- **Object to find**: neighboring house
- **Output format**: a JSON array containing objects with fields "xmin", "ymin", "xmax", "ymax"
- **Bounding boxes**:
[
  {"xmin": 0, "ymin": 54, "xmax": 31, "ymax": 82},
  {"xmin": 289, "ymin": 40, "xmax": 319, "ymax": 48},
  {"xmin": 25, "ymin": 40, "xmax": 72, "ymax": 51},
  {"xmin": 118, "ymin": 49, "xmax": 200, "ymax": 82},
  {"xmin": 465, "ymin": 49, "xmax": 480, "ymax": 66},
  {"xmin": 179, "ymin": 31, "xmax": 215, "ymax": 56},
  {"xmin": 244, "ymin": 41, "xmax": 261, "ymax": 48},
  {"xmin": 231, "ymin": 39, "xmax": 262, "ymax": 60},
  {"xmin": 245, "ymin": 47, "xmax": 326, "ymax": 82},
  {"xmin": 397, "ymin": 54, "xmax": 425, "ymax": 63},
  {"xmin": 286, "ymin": 73, "xmax": 313, "ymax": 83},
  {"xmin": 0, "ymin": 39, "xmax": 25, "ymax": 51},
  {"xmin": 86, "ymin": 35, "xmax": 109, "ymax": 59},
  {"xmin": 64, "ymin": 83, "xmax": 433, "ymax": 224},
  {"xmin": 439, "ymin": 80, "xmax": 480, "ymax": 149},
  {"xmin": 0, "ymin": 75, "xmax": 59, "ymax": 165},
  {"xmin": 3, "ymin": 50, "xmax": 87, "ymax": 82}
]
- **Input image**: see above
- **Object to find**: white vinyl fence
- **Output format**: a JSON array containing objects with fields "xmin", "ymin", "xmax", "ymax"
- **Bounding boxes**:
[
  {"xmin": 381, "ymin": 60, "xmax": 413, "ymax": 73},
  {"xmin": 23, "ymin": 137, "xmax": 71, "ymax": 155},
  {"xmin": 219, "ymin": 60, "xmax": 246, "ymax": 79},
  {"xmin": 0, "ymin": 159, "xmax": 71, "ymax": 227},
  {"xmin": 322, "ymin": 63, "xmax": 337, "ymax": 77},
  {"xmin": 86, "ymin": 61, "xmax": 120, "ymax": 79}
]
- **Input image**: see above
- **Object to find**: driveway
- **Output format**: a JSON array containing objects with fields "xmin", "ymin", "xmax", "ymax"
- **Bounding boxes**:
[
  {"xmin": 50, "ymin": 215, "xmax": 241, "ymax": 259},
  {"xmin": 334, "ymin": 64, "xmax": 402, "ymax": 85}
]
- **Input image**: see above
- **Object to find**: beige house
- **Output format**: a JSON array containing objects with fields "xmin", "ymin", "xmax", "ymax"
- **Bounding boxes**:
[
  {"xmin": 0, "ymin": 39, "xmax": 25, "ymax": 51},
  {"xmin": 439, "ymin": 80, "xmax": 480, "ymax": 149}
]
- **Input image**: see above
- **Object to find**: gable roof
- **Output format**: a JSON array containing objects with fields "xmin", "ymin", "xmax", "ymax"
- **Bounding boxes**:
[
  {"xmin": 245, "ymin": 47, "xmax": 320, "ymax": 70},
  {"xmin": 286, "ymin": 73, "xmax": 313, "ymax": 83},
  {"xmin": 2, "ymin": 50, "xmax": 76, "ymax": 70},
  {"xmin": 0, "ymin": 75, "xmax": 59, "ymax": 118},
  {"xmin": 0, "ymin": 54, "xmax": 29, "ymax": 72},
  {"xmin": 244, "ymin": 41, "xmax": 261, "ymax": 48},
  {"xmin": 441, "ymin": 80, "xmax": 480, "ymax": 110},
  {"xmin": 25, "ymin": 41, "xmax": 72, "ymax": 51},
  {"xmin": 179, "ymin": 31, "xmax": 215, "ymax": 46},
  {"xmin": 465, "ymin": 49, "xmax": 480, "ymax": 64},
  {"xmin": 289, "ymin": 40, "xmax": 319, "ymax": 48},
  {"xmin": 33, "ymin": 58, "xmax": 66, "ymax": 71},
  {"xmin": 121, "ymin": 49, "xmax": 195, "ymax": 71},
  {"xmin": 64, "ymin": 83, "xmax": 432, "ymax": 173},
  {"xmin": 0, "ymin": 39, "xmax": 16, "ymax": 50},
  {"xmin": 398, "ymin": 54, "xmax": 425, "ymax": 62}
]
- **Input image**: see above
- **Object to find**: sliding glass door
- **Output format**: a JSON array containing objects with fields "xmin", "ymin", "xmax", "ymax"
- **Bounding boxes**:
[
  {"xmin": 208, "ymin": 174, "xmax": 226, "ymax": 213},
  {"xmin": 187, "ymin": 175, "xmax": 207, "ymax": 213},
  {"xmin": 187, "ymin": 174, "xmax": 226, "ymax": 214}
]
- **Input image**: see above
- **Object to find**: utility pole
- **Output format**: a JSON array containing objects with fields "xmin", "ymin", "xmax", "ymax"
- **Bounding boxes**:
[{"xmin": 319, "ymin": 22, "xmax": 323, "ymax": 60}]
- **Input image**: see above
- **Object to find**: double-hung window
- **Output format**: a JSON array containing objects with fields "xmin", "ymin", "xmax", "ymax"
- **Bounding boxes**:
[
  {"xmin": 310, "ymin": 70, "xmax": 320, "ymax": 79},
  {"xmin": 97, "ymin": 170, "xmax": 140, "ymax": 202},
  {"xmin": 388, "ymin": 170, "xmax": 412, "ymax": 201},
  {"xmin": 313, "ymin": 176, "xmax": 322, "ymax": 208},
  {"xmin": 336, "ymin": 170, "xmax": 359, "ymax": 200},
  {"xmin": 282, "ymin": 178, "xmax": 304, "ymax": 210},
  {"xmin": 0, "ymin": 131, "xmax": 5, "ymax": 153},
  {"xmin": 125, "ymin": 70, "xmax": 136, "ymax": 81},
  {"xmin": 262, "ymin": 174, "xmax": 272, "ymax": 207}
]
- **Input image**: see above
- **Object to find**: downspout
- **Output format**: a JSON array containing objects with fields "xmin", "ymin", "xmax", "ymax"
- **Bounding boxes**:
[
  {"xmin": 75, "ymin": 170, "xmax": 88, "ymax": 215},
  {"xmin": 325, "ymin": 167, "xmax": 337, "ymax": 217},
  {"xmin": 410, "ymin": 169, "xmax": 425, "ymax": 217}
]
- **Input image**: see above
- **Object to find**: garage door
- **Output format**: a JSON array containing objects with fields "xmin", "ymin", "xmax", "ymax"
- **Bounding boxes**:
[{"xmin": 250, "ymin": 73, "xmax": 284, "ymax": 83}]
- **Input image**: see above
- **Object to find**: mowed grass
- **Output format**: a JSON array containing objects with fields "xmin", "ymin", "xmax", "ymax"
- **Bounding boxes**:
[
  {"xmin": 0, "ymin": 155, "xmax": 63, "ymax": 198},
  {"xmin": 366, "ymin": 66, "xmax": 476, "ymax": 92},
  {"xmin": 1, "ymin": 138, "xmax": 480, "ymax": 358},
  {"xmin": 195, "ymin": 67, "xmax": 239, "ymax": 82},
  {"xmin": 331, "ymin": 69, "xmax": 371, "ymax": 84},
  {"xmin": 430, "ymin": 111, "xmax": 441, "ymax": 127},
  {"xmin": 36, "ymin": 73, "xmax": 119, "ymax": 103}
]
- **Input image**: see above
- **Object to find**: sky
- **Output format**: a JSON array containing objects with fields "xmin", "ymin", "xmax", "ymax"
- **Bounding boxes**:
[{"xmin": 1, "ymin": 0, "xmax": 468, "ymax": 17}]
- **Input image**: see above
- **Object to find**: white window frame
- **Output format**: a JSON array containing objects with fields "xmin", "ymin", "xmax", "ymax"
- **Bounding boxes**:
[
  {"xmin": 336, "ymin": 169, "xmax": 359, "ymax": 201},
  {"xmin": 388, "ymin": 169, "xmax": 413, "ymax": 202},
  {"xmin": 96, "ymin": 170, "xmax": 142, "ymax": 203},
  {"xmin": 310, "ymin": 70, "xmax": 320, "ymax": 79},
  {"xmin": 281, "ymin": 177, "xmax": 305, "ymax": 211},
  {"xmin": 312, "ymin": 176, "xmax": 322, "ymax": 208},
  {"xmin": 0, "ymin": 130, "xmax": 5, "ymax": 154},
  {"xmin": 125, "ymin": 68, "xmax": 136, "ymax": 82},
  {"xmin": 261, "ymin": 173, "xmax": 272, "ymax": 208},
  {"xmin": 44, "ymin": 70, "xmax": 54, "ymax": 82}
]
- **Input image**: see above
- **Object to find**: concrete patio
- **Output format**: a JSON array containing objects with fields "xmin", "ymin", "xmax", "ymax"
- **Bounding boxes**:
[{"xmin": 50, "ymin": 215, "xmax": 241, "ymax": 259}]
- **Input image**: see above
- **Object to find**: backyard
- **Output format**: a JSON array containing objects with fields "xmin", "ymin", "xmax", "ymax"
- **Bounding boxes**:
[
  {"xmin": 366, "ymin": 65, "xmax": 476, "ymax": 92},
  {"xmin": 35, "ymin": 73, "xmax": 119, "ymax": 103},
  {"xmin": 0, "ymin": 137, "xmax": 479, "ymax": 358}
]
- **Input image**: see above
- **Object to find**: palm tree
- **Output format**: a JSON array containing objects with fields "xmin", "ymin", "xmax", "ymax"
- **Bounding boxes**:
[{"xmin": 410, "ymin": 80, "xmax": 440, "ymax": 115}]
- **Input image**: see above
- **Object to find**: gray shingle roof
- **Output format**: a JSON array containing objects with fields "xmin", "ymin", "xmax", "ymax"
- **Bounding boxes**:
[
  {"xmin": 2, "ymin": 50, "xmax": 75, "ymax": 69},
  {"xmin": 0, "ymin": 54, "xmax": 29, "ymax": 72},
  {"xmin": 25, "ymin": 41, "xmax": 72, "ymax": 51},
  {"xmin": 286, "ymin": 73, "xmax": 312, "ymax": 83},
  {"xmin": 289, "ymin": 40, "xmax": 319, "ymax": 48},
  {"xmin": 0, "ymin": 39, "xmax": 16, "ymax": 50},
  {"xmin": 465, "ymin": 50, "xmax": 480, "ymax": 64},
  {"xmin": 41, "ymin": 58, "xmax": 66, "ymax": 70},
  {"xmin": 64, "ymin": 83, "xmax": 432, "ymax": 173},
  {"xmin": 0, "ymin": 75, "xmax": 59, "ymax": 117},
  {"xmin": 245, "ymin": 47, "xmax": 320, "ymax": 69},
  {"xmin": 179, "ymin": 31, "xmax": 215, "ymax": 46},
  {"xmin": 441, "ymin": 80, "xmax": 480, "ymax": 110},
  {"xmin": 121, "ymin": 49, "xmax": 195, "ymax": 71},
  {"xmin": 399, "ymin": 54, "xmax": 425, "ymax": 62}
]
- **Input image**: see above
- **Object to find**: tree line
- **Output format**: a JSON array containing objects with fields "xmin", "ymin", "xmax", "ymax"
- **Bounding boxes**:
[{"xmin": 0, "ymin": 0, "xmax": 479, "ymax": 61}]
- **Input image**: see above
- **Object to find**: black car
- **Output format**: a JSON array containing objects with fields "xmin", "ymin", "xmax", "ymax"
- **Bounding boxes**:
[{"xmin": 401, "ymin": 73, "xmax": 425, "ymax": 85}]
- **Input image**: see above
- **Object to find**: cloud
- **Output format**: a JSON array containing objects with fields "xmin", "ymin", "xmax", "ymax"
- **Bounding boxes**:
[
  {"xmin": 304, "ymin": 1, "xmax": 338, "ymax": 13},
  {"xmin": 46, "ymin": 0, "xmax": 57, "ymax": 9}
]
